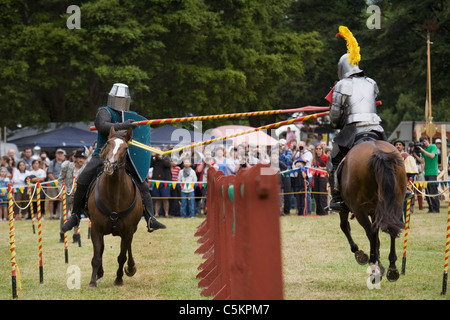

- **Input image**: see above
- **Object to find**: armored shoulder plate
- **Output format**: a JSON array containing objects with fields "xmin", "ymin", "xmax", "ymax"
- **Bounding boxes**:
[{"xmin": 334, "ymin": 78, "xmax": 353, "ymax": 96}]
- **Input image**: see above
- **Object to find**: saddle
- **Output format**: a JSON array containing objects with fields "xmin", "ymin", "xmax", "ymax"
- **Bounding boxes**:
[
  {"xmin": 335, "ymin": 131, "xmax": 382, "ymax": 190},
  {"xmin": 84, "ymin": 171, "xmax": 140, "ymax": 222}
]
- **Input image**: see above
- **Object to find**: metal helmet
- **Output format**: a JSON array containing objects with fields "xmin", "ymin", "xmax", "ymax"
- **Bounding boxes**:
[
  {"xmin": 337, "ymin": 53, "xmax": 363, "ymax": 80},
  {"xmin": 107, "ymin": 83, "xmax": 131, "ymax": 112}
]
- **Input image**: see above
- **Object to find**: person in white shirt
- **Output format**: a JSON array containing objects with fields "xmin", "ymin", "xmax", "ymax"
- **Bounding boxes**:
[
  {"xmin": 27, "ymin": 159, "xmax": 47, "ymax": 220},
  {"xmin": 178, "ymin": 158, "xmax": 197, "ymax": 218},
  {"xmin": 11, "ymin": 160, "xmax": 30, "ymax": 220},
  {"xmin": 297, "ymin": 141, "xmax": 313, "ymax": 215}
]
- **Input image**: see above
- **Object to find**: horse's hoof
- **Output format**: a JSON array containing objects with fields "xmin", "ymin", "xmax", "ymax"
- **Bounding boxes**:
[
  {"xmin": 114, "ymin": 279, "xmax": 124, "ymax": 286},
  {"xmin": 88, "ymin": 282, "xmax": 97, "ymax": 289},
  {"xmin": 125, "ymin": 266, "xmax": 136, "ymax": 277},
  {"xmin": 355, "ymin": 250, "xmax": 369, "ymax": 265},
  {"xmin": 96, "ymin": 277, "xmax": 103, "ymax": 284},
  {"xmin": 387, "ymin": 268, "xmax": 400, "ymax": 282}
]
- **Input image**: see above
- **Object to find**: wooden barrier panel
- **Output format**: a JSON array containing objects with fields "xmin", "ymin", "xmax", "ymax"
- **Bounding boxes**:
[{"xmin": 195, "ymin": 164, "xmax": 284, "ymax": 300}]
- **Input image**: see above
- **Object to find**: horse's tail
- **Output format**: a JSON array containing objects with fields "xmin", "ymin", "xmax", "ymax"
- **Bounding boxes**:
[{"xmin": 369, "ymin": 148, "xmax": 405, "ymax": 237}]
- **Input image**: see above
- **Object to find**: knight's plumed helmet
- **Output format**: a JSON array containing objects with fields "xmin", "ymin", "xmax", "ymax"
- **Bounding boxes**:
[
  {"xmin": 107, "ymin": 83, "xmax": 131, "ymax": 112},
  {"xmin": 336, "ymin": 26, "xmax": 363, "ymax": 80}
]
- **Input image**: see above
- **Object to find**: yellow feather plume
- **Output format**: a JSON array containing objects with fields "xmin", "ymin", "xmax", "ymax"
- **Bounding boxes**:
[{"xmin": 338, "ymin": 26, "xmax": 361, "ymax": 66}]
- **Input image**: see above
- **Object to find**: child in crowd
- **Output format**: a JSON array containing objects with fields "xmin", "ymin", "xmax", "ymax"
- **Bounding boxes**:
[
  {"xmin": 293, "ymin": 158, "xmax": 307, "ymax": 216},
  {"xmin": 178, "ymin": 158, "xmax": 197, "ymax": 218}
]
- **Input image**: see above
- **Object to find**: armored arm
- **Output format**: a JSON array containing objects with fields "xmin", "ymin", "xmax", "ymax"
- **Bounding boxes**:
[
  {"xmin": 330, "ymin": 79, "xmax": 352, "ymax": 129},
  {"xmin": 94, "ymin": 108, "xmax": 136, "ymax": 137}
]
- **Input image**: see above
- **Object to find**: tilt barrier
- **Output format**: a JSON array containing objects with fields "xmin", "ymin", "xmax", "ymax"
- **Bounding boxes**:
[{"xmin": 195, "ymin": 164, "xmax": 283, "ymax": 299}]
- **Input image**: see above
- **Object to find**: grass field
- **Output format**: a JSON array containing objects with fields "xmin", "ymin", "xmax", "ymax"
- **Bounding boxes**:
[{"xmin": 1, "ymin": 205, "xmax": 450, "ymax": 300}]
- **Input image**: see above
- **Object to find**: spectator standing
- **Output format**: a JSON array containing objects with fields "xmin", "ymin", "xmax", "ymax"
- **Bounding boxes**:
[
  {"xmin": 150, "ymin": 150, "xmax": 172, "ymax": 217},
  {"xmin": 0, "ymin": 167, "xmax": 10, "ymax": 221},
  {"xmin": 214, "ymin": 145, "xmax": 235, "ymax": 176},
  {"xmin": 279, "ymin": 139, "xmax": 293, "ymax": 215},
  {"xmin": 11, "ymin": 160, "xmax": 30, "ymax": 220},
  {"xmin": 435, "ymin": 138, "xmax": 442, "ymax": 170},
  {"xmin": 312, "ymin": 144, "xmax": 328, "ymax": 216},
  {"xmin": 169, "ymin": 156, "xmax": 182, "ymax": 216},
  {"xmin": 292, "ymin": 158, "xmax": 307, "ymax": 216},
  {"xmin": 196, "ymin": 149, "xmax": 218, "ymax": 215},
  {"xmin": 47, "ymin": 148, "xmax": 66, "ymax": 220},
  {"xmin": 298, "ymin": 141, "xmax": 313, "ymax": 215},
  {"xmin": 20, "ymin": 147, "xmax": 33, "ymax": 170},
  {"xmin": 178, "ymin": 158, "xmax": 197, "ymax": 218},
  {"xmin": 270, "ymin": 148, "xmax": 287, "ymax": 215},
  {"xmin": 57, "ymin": 148, "xmax": 87, "ymax": 242},
  {"xmin": 393, "ymin": 139, "xmax": 418, "ymax": 219},
  {"xmin": 413, "ymin": 136, "xmax": 440, "ymax": 213},
  {"xmin": 1, "ymin": 156, "xmax": 13, "ymax": 178},
  {"xmin": 28, "ymin": 159, "xmax": 47, "ymax": 219},
  {"xmin": 286, "ymin": 127, "xmax": 296, "ymax": 145}
]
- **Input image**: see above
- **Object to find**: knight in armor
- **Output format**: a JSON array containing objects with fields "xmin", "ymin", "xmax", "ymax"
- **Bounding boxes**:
[
  {"xmin": 326, "ymin": 27, "xmax": 387, "ymax": 211},
  {"xmin": 62, "ymin": 83, "xmax": 166, "ymax": 233}
]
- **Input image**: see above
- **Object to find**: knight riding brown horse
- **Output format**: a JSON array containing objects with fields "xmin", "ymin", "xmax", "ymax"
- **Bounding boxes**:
[
  {"xmin": 338, "ymin": 139, "xmax": 406, "ymax": 282},
  {"xmin": 87, "ymin": 127, "xmax": 143, "ymax": 287}
]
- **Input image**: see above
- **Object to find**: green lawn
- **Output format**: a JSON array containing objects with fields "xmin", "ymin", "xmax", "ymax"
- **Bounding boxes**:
[{"xmin": 1, "ymin": 206, "xmax": 449, "ymax": 300}]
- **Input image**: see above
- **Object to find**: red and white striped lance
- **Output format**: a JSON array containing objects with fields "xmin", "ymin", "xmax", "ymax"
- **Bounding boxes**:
[
  {"xmin": 89, "ymin": 106, "xmax": 330, "ymax": 131},
  {"xmin": 161, "ymin": 111, "xmax": 329, "ymax": 156}
]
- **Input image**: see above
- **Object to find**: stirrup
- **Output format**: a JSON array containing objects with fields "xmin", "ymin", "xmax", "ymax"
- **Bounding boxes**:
[
  {"xmin": 61, "ymin": 215, "xmax": 80, "ymax": 233},
  {"xmin": 325, "ymin": 196, "xmax": 345, "ymax": 211},
  {"xmin": 147, "ymin": 216, "xmax": 166, "ymax": 233},
  {"xmin": 405, "ymin": 190, "xmax": 414, "ymax": 200}
]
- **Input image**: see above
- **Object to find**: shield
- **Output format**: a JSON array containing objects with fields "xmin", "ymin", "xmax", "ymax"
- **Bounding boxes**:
[{"xmin": 123, "ymin": 111, "xmax": 151, "ymax": 183}]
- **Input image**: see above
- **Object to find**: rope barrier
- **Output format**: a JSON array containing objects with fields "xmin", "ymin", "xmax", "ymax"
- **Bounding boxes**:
[{"xmin": 410, "ymin": 182, "xmax": 450, "ymax": 197}]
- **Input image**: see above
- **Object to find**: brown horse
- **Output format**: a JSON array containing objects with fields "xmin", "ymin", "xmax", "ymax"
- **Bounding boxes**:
[
  {"xmin": 87, "ymin": 127, "xmax": 143, "ymax": 288},
  {"xmin": 338, "ymin": 140, "xmax": 406, "ymax": 282}
]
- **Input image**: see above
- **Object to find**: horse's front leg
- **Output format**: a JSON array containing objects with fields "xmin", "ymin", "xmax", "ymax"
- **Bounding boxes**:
[
  {"xmin": 339, "ymin": 210, "xmax": 368, "ymax": 265},
  {"xmin": 124, "ymin": 235, "xmax": 137, "ymax": 277},
  {"xmin": 89, "ymin": 231, "xmax": 104, "ymax": 288},
  {"xmin": 114, "ymin": 234, "xmax": 132, "ymax": 286},
  {"xmin": 386, "ymin": 233, "xmax": 400, "ymax": 282}
]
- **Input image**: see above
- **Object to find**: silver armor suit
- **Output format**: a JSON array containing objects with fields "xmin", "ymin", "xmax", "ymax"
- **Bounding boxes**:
[{"xmin": 330, "ymin": 76, "xmax": 382, "ymax": 131}]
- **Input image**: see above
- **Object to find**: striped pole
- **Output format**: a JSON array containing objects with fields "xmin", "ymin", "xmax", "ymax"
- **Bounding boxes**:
[
  {"xmin": 8, "ymin": 184, "xmax": 18, "ymax": 299},
  {"xmin": 160, "ymin": 111, "xmax": 329, "ymax": 156},
  {"xmin": 73, "ymin": 177, "xmax": 82, "ymax": 247},
  {"xmin": 62, "ymin": 183, "xmax": 68, "ymax": 263},
  {"xmin": 441, "ymin": 190, "xmax": 450, "ymax": 295},
  {"xmin": 77, "ymin": 225, "xmax": 82, "ymax": 247},
  {"xmin": 89, "ymin": 106, "xmax": 330, "ymax": 130},
  {"xmin": 27, "ymin": 178, "xmax": 35, "ymax": 234},
  {"xmin": 36, "ymin": 181, "xmax": 44, "ymax": 284},
  {"xmin": 401, "ymin": 198, "xmax": 412, "ymax": 275}
]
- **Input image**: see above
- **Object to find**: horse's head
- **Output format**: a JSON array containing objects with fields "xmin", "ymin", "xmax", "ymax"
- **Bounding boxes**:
[{"xmin": 100, "ymin": 127, "xmax": 133, "ymax": 175}]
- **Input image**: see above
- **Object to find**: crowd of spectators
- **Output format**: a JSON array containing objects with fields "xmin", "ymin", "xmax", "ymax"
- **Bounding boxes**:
[
  {"xmin": 1, "ymin": 133, "xmax": 333, "ymax": 222},
  {"xmin": 149, "ymin": 133, "xmax": 332, "ymax": 218},
  {"xmin": 0, "ymin": 146, "xmax": 89, "ymax": 224}
]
